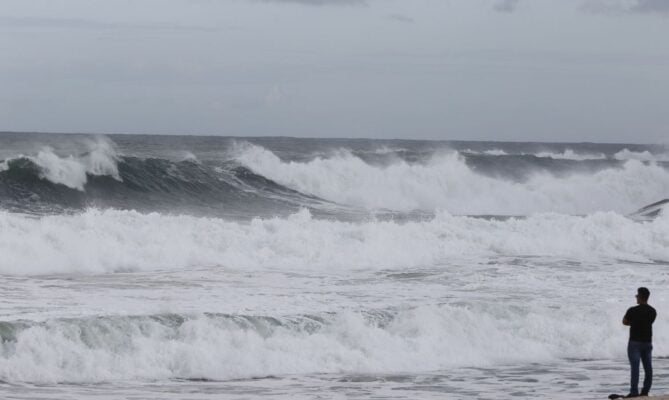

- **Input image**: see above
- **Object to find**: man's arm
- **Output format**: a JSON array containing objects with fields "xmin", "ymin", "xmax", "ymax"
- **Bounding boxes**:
[{"xmin": 623, "ymin": 317, "xmax": 630, "ymax": 326}]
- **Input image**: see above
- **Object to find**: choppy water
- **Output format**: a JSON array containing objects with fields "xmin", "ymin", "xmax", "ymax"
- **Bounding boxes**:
[{"xmin": 1, "ymin": 132, "xmax": 668, "ymax": 398}]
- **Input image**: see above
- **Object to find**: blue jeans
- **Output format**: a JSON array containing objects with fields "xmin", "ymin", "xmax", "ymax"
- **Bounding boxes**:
[{"xmin": 628, "ymin": 341, "xmax": 653, "ymax": 395}]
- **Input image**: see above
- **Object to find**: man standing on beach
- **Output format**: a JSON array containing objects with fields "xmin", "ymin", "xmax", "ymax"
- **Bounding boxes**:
[{"xmin": 622, "ymin": 287, "xmax": 656, "ymax": 397}]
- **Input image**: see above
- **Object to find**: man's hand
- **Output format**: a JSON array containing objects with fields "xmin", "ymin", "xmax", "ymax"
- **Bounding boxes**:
[{"xmin": 623, "ymin": 317, "xmax": 630, "ymax": 326}]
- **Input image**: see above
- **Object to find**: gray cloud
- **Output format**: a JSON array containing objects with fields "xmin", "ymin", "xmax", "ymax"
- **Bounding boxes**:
[
  {"xmin": 582, "ymin": 0, "xmax": 669, "ymax": 15},
  {"xmin": 0, "ymin": 16, "xmax": 222, "ymax": 31},
  {"xmin": 387, "ymin": 14, "xmax": 415, "ymax": 23},
  {"xmin": 580, "ymin": 1, "xmax": 621, "ymax": 15},
  {"xmin": 493, "ymin": 0, "xmax": 521, "ymax": 13},
  {"xmin": 630, "ymin": 0, "xmax": 669, "ymax": 14},
  {"xmin": 0, "ymin": 16, "xmax": 114, "ymax": 29},
  {"xmin": 1, "ymin": 0, "xmax": 668, "ymax": 142}
]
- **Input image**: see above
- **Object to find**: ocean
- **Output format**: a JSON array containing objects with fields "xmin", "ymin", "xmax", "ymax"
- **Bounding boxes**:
[{"xmin": 0, "ymin": 132, "xmax": 668, "ymax": 399}]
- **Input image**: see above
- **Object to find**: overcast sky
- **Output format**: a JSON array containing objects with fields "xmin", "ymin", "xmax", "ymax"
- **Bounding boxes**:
[{"xmin": 1, "ymin": 0, "xmax": 668, "ymax": 142}]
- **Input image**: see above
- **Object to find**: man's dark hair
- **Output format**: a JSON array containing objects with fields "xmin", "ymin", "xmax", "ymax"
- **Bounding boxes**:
[{"xmin": 638, "ymin": 287, "xmax": 650, "ymax": 301}]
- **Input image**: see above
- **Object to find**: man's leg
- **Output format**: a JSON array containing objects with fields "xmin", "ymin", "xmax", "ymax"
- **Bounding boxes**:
[
  {"xmin": 640, "ymin": 343, "xmax": 652, "ymax": 395},
  {"xmin": 628, "ymin": 341, "xmax": 641, "ymax": 396}
]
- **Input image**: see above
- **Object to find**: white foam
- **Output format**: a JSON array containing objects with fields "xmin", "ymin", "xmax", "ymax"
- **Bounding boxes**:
[
  {"xmin": 1, "ymin": 208, "xmax": 668, "ymax": 275},
  {"xmin": 0, "ymin": 302, "xmax": 639, "ymax": 383},
  {"xmin": 461, "ymin": 148, "xmax": 508, "ymax": 156},
  {"xmin": 234, "ymin": 143, "xmax": 669, "ymax": 214},
  {"xmin": 482, "ymin": 149, "xmax": 509, "ymax": 156}
]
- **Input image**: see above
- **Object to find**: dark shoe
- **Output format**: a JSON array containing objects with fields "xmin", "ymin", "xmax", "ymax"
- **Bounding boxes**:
[
  {"xmin": 639, "ymin": 393, "xmax": 648, "ymax": 397},
  {"xmin": 624, "ymin": 394, "xmax": 639, "ymax": 398}
]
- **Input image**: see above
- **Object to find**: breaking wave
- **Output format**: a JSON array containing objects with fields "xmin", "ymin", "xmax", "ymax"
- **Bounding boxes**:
[
  {"xmin": 235, "ymin": 143, "xmax": 669, "ymax": 215},
  {"xmin": 0, "ymin": 137, "xmax": 121, "ymax": 190},
  {"xmin": 0, "ymin": 143, "xmax": 326, "ymax": 217},
  {"xmin": 0, "ymin": 303, "xmax": 652, "ymax": 383},
  {"xmin": 1, "ymin": 208, "xmax": 667, "ymax": 275}
]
